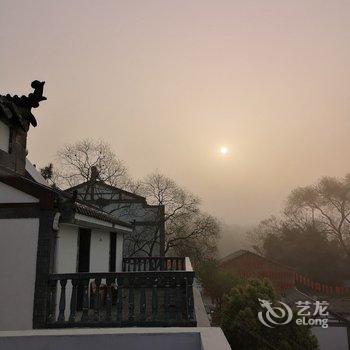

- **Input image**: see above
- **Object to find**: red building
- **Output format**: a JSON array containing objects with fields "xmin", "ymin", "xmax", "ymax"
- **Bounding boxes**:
[{"xmin": 220, "ymin": 250, "xmax": 296, "ymax": 293}]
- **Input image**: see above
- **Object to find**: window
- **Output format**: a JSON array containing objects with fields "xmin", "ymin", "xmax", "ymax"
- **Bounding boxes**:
[{"xmin": 0, "ymin": 120, "xmax": 10, "ymax": 153}]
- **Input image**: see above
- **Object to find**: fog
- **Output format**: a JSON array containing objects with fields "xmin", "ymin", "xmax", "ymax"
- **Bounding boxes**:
[{"xmin": 1, "ymin": 0, "xmax": 350, "ymax": 230}]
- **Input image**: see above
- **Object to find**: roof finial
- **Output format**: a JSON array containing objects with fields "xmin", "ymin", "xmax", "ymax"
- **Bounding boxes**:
[
  {"xmin": 0, "ymin": 80, "xmax": 47, "ymax": 129},
  {"xmin": 27, "ymin": 80, "xmax": 47, "ymax": 108},
  {"xmin": 90, "ymin": 166, "xmax": 99, "ymax": 182}
]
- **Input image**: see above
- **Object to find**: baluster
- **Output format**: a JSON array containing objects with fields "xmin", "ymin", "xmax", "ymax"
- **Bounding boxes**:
[
  {"xmin": 106, "ymin": 277, "xmax": 113, "ymax": 322},
  {"xmin": 176, "ymin": 258, "xmax": 179, "ymax": 271},
  {"xmin": 143, "ymin": 258, "xmax": 147, "ymax": 271},
  {"xmin": 164, "ymin": 277, "xmax": 170, "ymax": 321},
  {"xmin": 133, "ymin": 259, "xmax": 136, "ymax": 272},
  {"xmin": 186, "ymin": 275, "xmax": 195, "ymax": 321},
  {"xmin": 140, "ymin": 278, "xmax": 146, "ymax": 321},
  {"xmin": 127, "ymin": 259, "xmax": 131, "ymax": 272},
  {"xmin": 47, "ymin": 279, "xmax": 57, "ymax": 323},
  {"xmin": 138, "ymin": 258, "xmax": 141, "ymax": 272},
  {"xmin": 81, "ymin": 279, "xmax": 90, "ymax": 322},
  {"xmin": 94, "ymin": 277, "xmax": 101, "ymax": 321},
  {"xmin": 128, "ymin": 277, "xmax": 135, "ymax": 321},
  {"xmin": 58, "ymin": 279, "xmax": 67, "ymax": 322},
  {"xmin": 69, "ymin": 279, "xmax": 78, "ymax": 322},
  {"xmin": 122, "ymin": 259, "xmax": 126, "ymax": 272},
  {"xmin": 175, "ymin": 277, "xmax": 182, "ymax": 320},
  {"xmin": 155, "ymin": 258, "xmax": 158, "ymax": 271},
  {"xmin": 116, "ymin": 276, "xmax": 124, "ymax": 323},
  {"xmin": 152, "ymin": 277, "xmax": 158, "ymax": 320}
]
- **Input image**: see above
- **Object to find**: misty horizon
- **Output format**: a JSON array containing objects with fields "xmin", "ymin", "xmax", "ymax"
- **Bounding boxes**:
[{"xmin": 1, "ymin": 0, "xmax": 350, "ymax": 227}]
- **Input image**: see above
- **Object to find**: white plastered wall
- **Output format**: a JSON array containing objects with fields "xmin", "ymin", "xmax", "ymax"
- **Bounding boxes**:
[
  {"xmin": 90, "ymin": 229, "xmax": 124, "ymax": 272},
  {"xmin": 54, "ymin": 224, "xmax": 79, "ymax": 320},
  {"xmin": 90, "ymin": 229, "xmax": 110, "ymax": 272},
  {"xmin": 55, "ymin": 225, "xmax": 125, "ymax": 274},
  {"xmin": 55, "ymin": 225, "xmax": 79, "ymax": 274},
  {"xmin": 0, "ymin": 218, "xmax": 39, "ymax": 330},
  {"xmin": 0, "ymin": 182, "xmax": 39, "ymax": 203}
]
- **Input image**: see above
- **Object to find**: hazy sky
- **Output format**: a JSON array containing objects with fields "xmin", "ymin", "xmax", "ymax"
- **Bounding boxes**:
[{"xmin": 1, "ymin": 1, "xmax": 350, "ymax": 226}]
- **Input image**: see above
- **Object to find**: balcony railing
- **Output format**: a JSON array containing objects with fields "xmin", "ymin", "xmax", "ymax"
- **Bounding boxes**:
[
  {"xmin": 122, "ymin": 257, "xmax": 188, "ymax": 272},
  {"xmin": 45, "ymin": 257, "xmax": 196, "ymax": 328}
]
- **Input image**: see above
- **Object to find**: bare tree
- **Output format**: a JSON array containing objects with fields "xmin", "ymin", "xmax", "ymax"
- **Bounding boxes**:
[
  {"xmin": 134, "ymin": 173, "xmax": 220, "ymax": 262},
  {"xmin": 167, "ymin": 212, "xmax": 220, "ymax": 265},
  {"xmin": 247, "ymin": 216, "xmax": 281, "ymax": 255},
  {"xmin": 54, "ymin": 139, "xmax": 129, "ymax": 190}
]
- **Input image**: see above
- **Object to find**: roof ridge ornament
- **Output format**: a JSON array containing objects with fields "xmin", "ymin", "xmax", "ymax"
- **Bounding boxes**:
[
  {"xmin": 27, "ymin": 80, "xmax": 47, "ymax": 108},
  {"xmin": 4, "ymin": 80, "xmax": 46, "ymax": 108},
  {"xmin": 0, "ymin": 80, "xmax": 46, "ymax": 129}
]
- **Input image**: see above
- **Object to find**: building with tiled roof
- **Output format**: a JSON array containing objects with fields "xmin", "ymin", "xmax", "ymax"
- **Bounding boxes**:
[{"xmin": 0, "ymin": 82, "xmax": 226, "ymax": 350}]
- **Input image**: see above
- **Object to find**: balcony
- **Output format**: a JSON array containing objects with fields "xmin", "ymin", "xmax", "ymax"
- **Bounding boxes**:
[{"xmin": 45, "ymin": 257, "xmax": 196, "ymax": 328}]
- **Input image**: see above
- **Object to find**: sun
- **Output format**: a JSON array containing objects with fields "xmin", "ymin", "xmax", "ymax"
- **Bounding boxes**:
[{"xmin": 220, "ymin": 146, "xmax": 228, "ymax": 155}]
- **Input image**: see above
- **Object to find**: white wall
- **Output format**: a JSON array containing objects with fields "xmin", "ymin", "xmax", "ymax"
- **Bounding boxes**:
[
  {"xmin": 25, "ymin": 159, "xmax": 48, "ymax": 186},
  {"xmin": 0, "ymin": 218, "xmax": 39, "ymax": 330},
  {"xmin": 0, "ymin": 182, "xmax": 39, "ymax": 203},
  {"xmin": 54, "ymin": 224, "xmax": 79, "ymax": 320},
  {"xmin": 0, "ymin": 120, "xmax": 10, "ymax": 152},
  {"xmin": 90, "ymin": 230, "xmax": 124, "ymax": 272},
  {"xmin": 55, "ymin": 225, "xmax": 124, "ymax": 273},
  {"xmin": 55, "ymin": 225, "xmax": 78, "ymax": 273},
  {"xmin": 0, "ymin": 327, "xmax": 232, "ymax": 350},
  {"xmin": 90, "ymin": 229, "xmax": 110, "ymax": 272}
]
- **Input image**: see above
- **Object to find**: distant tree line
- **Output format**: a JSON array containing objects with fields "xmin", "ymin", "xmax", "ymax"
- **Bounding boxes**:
[{"xmin": 249, "ymin": 175, "xmax": 350, "ymax": 284}]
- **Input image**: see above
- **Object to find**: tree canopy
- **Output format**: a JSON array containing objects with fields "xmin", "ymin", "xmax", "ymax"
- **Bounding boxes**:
[
  {"xmin": 54, "ymin": 139, "xmax": 128, "ymax": 189},
  {"xmin": 221, "ymin": 279, "xmax": 318, "ymax": 350},
  {"xmin": 139, "ymin": 173, "xmax": 220, "ymax": 263},
  {"xmin": 249, "ymin": 174, "xmax": 350, "ymax": 283},
  {"xmin": 197, "ymin": 260, "xmax": 238, "ymax": 312},
  {"xmin": 286, "ymin": 175, "xmax": 350, "ymax": 258}
]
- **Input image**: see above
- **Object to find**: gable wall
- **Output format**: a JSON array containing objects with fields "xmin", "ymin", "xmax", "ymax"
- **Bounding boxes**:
[
  {"xmin": 0, "ymin": 181, "xmax": 39, "ymax": 203},
  {"xmin": 70, "ymin": 183, "xmax": 163, "ymax": 256}
]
